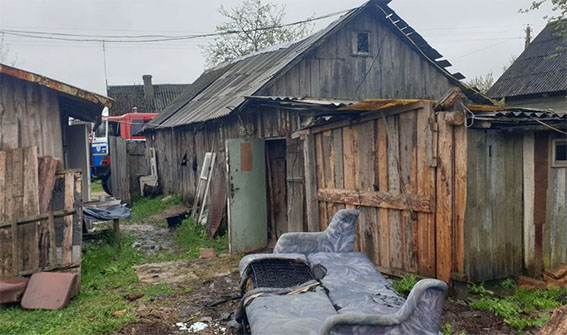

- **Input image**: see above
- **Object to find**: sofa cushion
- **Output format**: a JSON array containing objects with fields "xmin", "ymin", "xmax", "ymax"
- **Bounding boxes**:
[
  {"xmin": 245, "ymin": 286, "xmax": 338, "ymax": 335},
  {"xmin": 308, "ymin": 252, "xmax": 405, "ymax": 315}
]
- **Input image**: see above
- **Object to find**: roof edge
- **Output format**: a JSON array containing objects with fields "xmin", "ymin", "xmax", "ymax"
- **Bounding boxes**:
[{"xmin": 0, "ymin": 63, "xmax": 113, "ymax": 108}]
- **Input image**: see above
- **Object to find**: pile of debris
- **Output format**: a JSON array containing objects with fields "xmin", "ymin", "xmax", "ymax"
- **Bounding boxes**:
[{"xmin": 517, "ymin": 264, "xmax": 567, "ymax": 289}]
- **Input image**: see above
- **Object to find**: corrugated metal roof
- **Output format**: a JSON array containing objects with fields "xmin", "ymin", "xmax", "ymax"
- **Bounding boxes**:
[
  {"xmin": 247, "ymin": 96, "xmax": 356, "ymax": 108},
  {"xmin": 0, "ymin": 63, "xmax": 113, "ymax": 108},
  {"xmin": 488, "ymin": 20, "xmax": 567, "ymax": 98},
  {"xmin": 108, "ymin": 83, "xmax": 191, "ymax": 115},
  {"xmin": 147, "ymin": 0, "xmax": 490, "ymax": 130}
]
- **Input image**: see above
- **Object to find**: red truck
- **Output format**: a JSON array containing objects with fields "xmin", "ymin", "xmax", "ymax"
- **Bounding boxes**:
[{"xmin": 98, "ymin": 113, "xmax": 157, "ymax": 194}]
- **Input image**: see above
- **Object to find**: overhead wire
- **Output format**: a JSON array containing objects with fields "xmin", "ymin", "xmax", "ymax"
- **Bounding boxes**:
[{"xmin": 0, "ymin": 8, "xmax": 351, "ymax": 43}]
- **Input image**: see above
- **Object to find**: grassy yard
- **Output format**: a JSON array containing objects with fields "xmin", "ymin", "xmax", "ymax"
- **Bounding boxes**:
[
  {"xmin": 0, "ymin": 196, "xmax": 228, "ymax": 335},
  {"xmin": 90, "ymin": 179, "xmax": 104, "ymax": 194}
]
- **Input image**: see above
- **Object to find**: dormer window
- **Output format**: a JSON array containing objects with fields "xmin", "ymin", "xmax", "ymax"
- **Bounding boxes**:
[{"xmin": 353, "ymin": 31, "xmax": 370, "ymax": 56}]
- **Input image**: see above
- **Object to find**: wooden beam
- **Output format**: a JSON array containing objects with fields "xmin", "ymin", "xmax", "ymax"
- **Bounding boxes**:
[
  {"xmin": 317, "ymin": 188, "xmax": 433, "ymax": 213},
  {"xmin": 523, "ymin": 132, "xmax": 536, "ymax": 275},
  {"xmin": 0, "ymin": 209, "xmax": 77, "ymax": 229},
  {"xmin": 298, "ymin": 102, "xmax": 427, "ymax": 136},
  {"xmin": 444, "ymin": 111, "xmax": 466, "ymax": 126}
]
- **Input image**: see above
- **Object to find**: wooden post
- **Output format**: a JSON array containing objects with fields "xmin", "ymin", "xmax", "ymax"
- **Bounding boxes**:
[{"xmin": 113, "ymin": 219, "xmax": 121, "ymax": 249}]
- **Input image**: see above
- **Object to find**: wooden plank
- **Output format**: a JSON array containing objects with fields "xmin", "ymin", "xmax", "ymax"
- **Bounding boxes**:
[
  {"xmin": 386, "ymin": 116, "xmax": 402, "ymax": 270},
  {"xmin": 315, "ymin": 134, "xmax": 328, "ymax": 230},
  {"xmin": 416, "ymin": 105, "xmax": 436, "ymax": 277},
  {"xmin": 318, "ymin": 188, "xmax": 433, "ymax": 213},
  {"xmin": 0, "ymin": 150, "xmax": 9, "ymax": 275},
  {"xmin": 303, "ymin": 135, "xmax": 319, "ymax": 232},
  {"xmin": 399, "ymin": 112, "xmax": 418, "ymax": 273},
  {"xmin": 22, "ymin": 146, "xmax": 40, "ymax": 272},
  {"xmin": 523, "ymin": 132, "xmax": 536, "ymax": 275},
  {"xmin": 454, "ymin": 122, "xmax": 468, "ymax": 276},
  {"xmin": 377, "ymin": 119, "xmax": 390, "ymax": 270},
  {"xmin": 436, "ymin": 113, "xmax": 454, "ymax": 283},
  {"xmin": 355, "ymin": 121, "xmax": 377, "ymax": 263},
  {"xmin": 62, "ymin": 172, "xmax": 74, "ymax": 265},
  {"xmin": 534, "ymin": 132, "xmax": 549, "ymax": 274},
  {"xmin": 48, "ymin": 212, "xmax": 57, "ymax": 266},
  {"xmin": 342, "ymin": 125, "xmax": 359, "ymax": 249},
  {"xmin": 38, "ymin": 157, "xmax": 59, "ymax": 213},
  {"xmin": 286, "ymin": 138, "xmax": 305, "ymax": 233},
  {"xmin": 8, "ymin": 148, "xmax": 24, "ymax": 275},
  {"xmin": 322, "ymin": 131, "xmax": 336, "ymax": 223}
]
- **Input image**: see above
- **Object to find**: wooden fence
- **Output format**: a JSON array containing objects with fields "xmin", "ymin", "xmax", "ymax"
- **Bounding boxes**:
[
  {"xmin": 305, "ymin": 102, "xmax": 467, "ymax": 283},
  {"xmin": 109, "ymin": 137, "xmax": 150, "ymax": 205},
  {"xmin": 0, "ymin": 147, "xmax": 82, "ymax": 276}
]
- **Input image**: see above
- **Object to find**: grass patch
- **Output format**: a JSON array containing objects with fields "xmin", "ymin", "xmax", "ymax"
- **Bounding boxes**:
[
  {"xmin": 392, "ymin": 274, "xmax": 418, "ymax": 295},
  {"xmin": 469, "ymin": 283, "xmax": 567, "ymax": 331},
  {"xmin": 0, "ymin": 232, "xmax": 172, "ymax": 335},
  {"xmin": 127, "ymin": 194, "xmax": 182, "ymax": 223},
  {"xmin": 173, "ymin": 217, "xmax": 229, "ymax": 258},
  {"xmin": 91, "ymin": 180, "xmax": 104, "ymax": 194}
]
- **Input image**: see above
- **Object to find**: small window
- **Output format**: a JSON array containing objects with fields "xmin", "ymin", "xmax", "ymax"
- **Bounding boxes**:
[
  {"xmin": 552, "ymin": 139, "xmax": 567, "ymax": 167},
  {"xmin": 352, "ymin": 32, "xmax": 370, "ymax": 56}
]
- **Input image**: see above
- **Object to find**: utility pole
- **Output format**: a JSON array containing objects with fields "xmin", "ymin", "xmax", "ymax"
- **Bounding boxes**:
[
  {"xmin": 102, "ymin": 41, "xmax": 109, "ymax": 94},
  {"xmin": 525, "ymin": 25, "xmax": 532, "ymax": 51}
]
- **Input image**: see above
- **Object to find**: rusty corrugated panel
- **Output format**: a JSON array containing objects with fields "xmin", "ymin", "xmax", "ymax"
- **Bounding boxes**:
[
  {"xmin": 206, "ymin": 171, "xmax": 227, "ymax": 239},
  {"xmin": 0, "ymin": 63, "xmax": 113, "ymax": 108}
]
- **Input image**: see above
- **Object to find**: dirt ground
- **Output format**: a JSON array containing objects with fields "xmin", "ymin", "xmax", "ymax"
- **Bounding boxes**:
[{"xmin": 114, "ymin": 218, "xmax": 523, "ymax": 335}]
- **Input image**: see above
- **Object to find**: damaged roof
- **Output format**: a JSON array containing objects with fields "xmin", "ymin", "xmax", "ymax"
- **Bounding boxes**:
[
  {"xmin": 146, "ymin": 0, "xmax": 490, "ymax": 130},
  {"xmin": 488, "ymin": 20, "xmax": 567, "ymax": 99}
]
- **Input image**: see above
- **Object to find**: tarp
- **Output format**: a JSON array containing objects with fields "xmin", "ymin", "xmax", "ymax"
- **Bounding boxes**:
[{"xmin": 83, "ymin": 205, "xmax": 131, "ymax": 221}]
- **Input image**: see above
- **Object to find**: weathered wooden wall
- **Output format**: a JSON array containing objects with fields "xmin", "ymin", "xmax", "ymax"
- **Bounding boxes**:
[
  {"xmin": 263, "ymin": 8, "xmax": 454, "ymax": 101},
  {"xmin": 0, "ymin": 147, "xmax": 81, "ymax": 276},
  {"xmin": 464, "ymin": 129, "xmax": 524, "ymax": 282},
  {"xmin": 0, "ymin": 75, "xmax": 64, "ymax": 161},
  {"xmin": 307, "ymin": 103, "xmax": 466, "ymax": 282},
  {"xmin": 109, "ymin": 137, "xmax": 151, "ymax": 204}
]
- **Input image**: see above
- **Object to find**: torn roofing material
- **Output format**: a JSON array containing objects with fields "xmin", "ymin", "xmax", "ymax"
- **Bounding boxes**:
[
  {"xmin": 0, "ymin": 63, "xmax": 113, "ymax": 108},
  {"xmin": 488, "ymin": 19, "xmax": 567, "ymax": 99},
  {"xmin": 146, "ymin": 0, "xmax": 490, "ymax": 130}
]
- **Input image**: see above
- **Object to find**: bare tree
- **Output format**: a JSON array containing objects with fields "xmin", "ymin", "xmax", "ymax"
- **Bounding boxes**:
[
  {"xmin": 0, "ymin": 34, "xmax": 20, "ymax": 66},
  {"xmin": 466, "ymin": 72, "xmax": 495, "ymax": 94},
  {"xmin": 201, "ymin": 0, "xmax": 313, "ymax": 68},
  {"xmin": 524, "ymin": 1, "xmax": 567, "ymax": 46}
]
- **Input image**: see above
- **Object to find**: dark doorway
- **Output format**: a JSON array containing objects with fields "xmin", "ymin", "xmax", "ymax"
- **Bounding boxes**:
[{"xmin": 266, "ymin": 140, "xmax": 287, "ymax": 243}]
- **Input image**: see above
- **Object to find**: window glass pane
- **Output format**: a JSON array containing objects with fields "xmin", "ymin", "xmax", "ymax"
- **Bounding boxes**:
[
  {"xmin": 130, "ymin": 119, "xmax": 146, "ymax": 136},
  {"xmin": 556, "ymin": 142, "xmax": 567, "ymax": 161},
  {"xmin": 357, "ymin": 33, "xmax": 369, "ymax": 53}
]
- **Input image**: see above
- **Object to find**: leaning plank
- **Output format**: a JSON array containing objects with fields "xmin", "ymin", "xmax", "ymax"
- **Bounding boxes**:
[
  {"xmin": 38, "ymin": 157, "xmax": 59, "ymax": 213},
  {"xmin": 318, "ymin": 188, "xmax": 433, "ymax": 213},
  {"xmin": 453, "ymin": 122, "xmax": 468, "ymax": 276},
  {"xmin": 0, "ymin": 150, "xmax": 9, "ymax": 275}
]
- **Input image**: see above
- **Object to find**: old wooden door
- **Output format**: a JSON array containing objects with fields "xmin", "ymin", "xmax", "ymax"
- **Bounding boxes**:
[{"xmin": 226, "ymin": 139, "xmax": 268, "ymax": 253}]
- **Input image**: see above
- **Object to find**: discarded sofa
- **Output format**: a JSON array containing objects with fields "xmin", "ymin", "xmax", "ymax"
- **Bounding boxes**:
[{"xmin": 238, "ymin": 209, "xmax": 448, "ymax": 335}]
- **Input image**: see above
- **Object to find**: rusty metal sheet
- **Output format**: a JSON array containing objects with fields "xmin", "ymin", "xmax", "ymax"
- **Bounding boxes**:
[
  {"xmin": 0, "ymin": 277, "xmax": 29, "ymax": 304},
  {"xmin": 20, "ymin": 272, "xmax": 79, "ymax": 310}
]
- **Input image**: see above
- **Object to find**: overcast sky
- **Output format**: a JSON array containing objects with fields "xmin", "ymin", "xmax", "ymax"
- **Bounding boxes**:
[{"xmin": 0, "ymin": 0, "xmax": 556, "ymax": 96}]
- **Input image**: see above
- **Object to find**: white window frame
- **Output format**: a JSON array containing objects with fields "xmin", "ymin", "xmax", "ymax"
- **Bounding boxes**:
[{"xmin": 551, "ymin": 138, "xmax": 567, "ymax": 168}]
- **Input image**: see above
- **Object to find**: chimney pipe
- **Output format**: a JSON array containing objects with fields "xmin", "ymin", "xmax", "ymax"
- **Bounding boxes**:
[
  {"xmin": 525, "ymin": 25, "xmax": 532, "ymax": 51},
  {"xmin": 142, "ymin": 74, "xmax": 154, "ymax": 101}
]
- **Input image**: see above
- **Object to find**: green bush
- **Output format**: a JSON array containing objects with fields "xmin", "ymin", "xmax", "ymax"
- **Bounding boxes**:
[{"xmin": 393, "ymin": 274, "xmax": 418, "ymax": 295}]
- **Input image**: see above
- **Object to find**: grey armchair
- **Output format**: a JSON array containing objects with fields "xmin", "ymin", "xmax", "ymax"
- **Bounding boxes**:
[{"xmin": 273, "ymin": 209, "xmax": 359, "ymax": 254}]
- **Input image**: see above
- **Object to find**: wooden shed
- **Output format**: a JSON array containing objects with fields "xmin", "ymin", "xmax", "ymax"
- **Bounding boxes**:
[
  {"xmin": 142, "ymin": 0, "xmax": 489, "ymax": 254},
  {"xmin": 293, "ymin": 96, "xmax": 567, "ymax": 284},
  {"xmin": 0, "ymin": 64, "xmax": 112, "ymax": 278}
]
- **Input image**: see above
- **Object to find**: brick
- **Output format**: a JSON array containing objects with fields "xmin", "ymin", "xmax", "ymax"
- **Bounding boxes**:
[
  {"xmin": 200, "ymin": 248, "xmax": 215, "ymax": 259},
  {"xmin": 544, "ymin": 265, "xmax": 567, "ymax": 280}
]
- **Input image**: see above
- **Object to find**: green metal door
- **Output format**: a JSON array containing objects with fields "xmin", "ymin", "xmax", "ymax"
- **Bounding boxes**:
[{"xmin": 226, "ymin": 139, "xmax": 267, "ymax": 253}]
